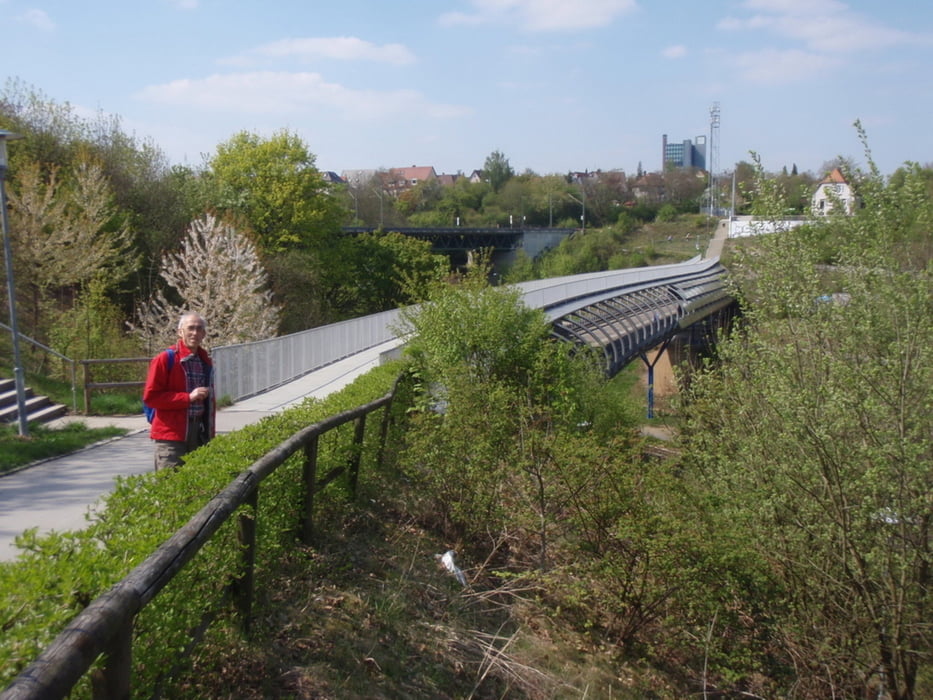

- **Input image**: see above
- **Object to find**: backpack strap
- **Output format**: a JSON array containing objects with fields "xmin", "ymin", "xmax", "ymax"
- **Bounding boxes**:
[{"xmin": 143, "ymin": 348, "xmax": 178, "ymax": 424}]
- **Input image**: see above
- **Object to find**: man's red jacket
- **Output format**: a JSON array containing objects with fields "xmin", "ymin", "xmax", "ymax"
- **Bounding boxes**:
[{"xmin": 142, "ymin": 342, "xmax": 216, "ymax": 442}]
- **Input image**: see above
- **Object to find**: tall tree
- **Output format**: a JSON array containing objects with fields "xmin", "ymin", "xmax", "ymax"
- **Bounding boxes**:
[
  {"xmin": 482, "ymin": 149, "xmax": 514, "ymax": 193},
  {"xmin": 206, "ymin": 130, "xmax": 345, "ymax": 253},
  {"xmin": 1, "ymin": 80, "xmax": 199, "ymax": 322},
  {"xmin": 6, "ymin": 157, "xmax": 136, "ymax": 340},
  {"xmin": 320, "ymin": 231, "xmax": 448, "ymax": 319}
]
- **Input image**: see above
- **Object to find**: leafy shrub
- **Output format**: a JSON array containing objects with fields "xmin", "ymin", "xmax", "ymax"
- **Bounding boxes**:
[{"xmin": 656, "ymin": 203, "xmax": 678, "ymax": 222}]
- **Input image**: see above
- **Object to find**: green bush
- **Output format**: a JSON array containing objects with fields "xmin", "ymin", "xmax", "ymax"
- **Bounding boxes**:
[{"xmin": 656, "ymin": 203, "xmax": 678, "ymax": 222}]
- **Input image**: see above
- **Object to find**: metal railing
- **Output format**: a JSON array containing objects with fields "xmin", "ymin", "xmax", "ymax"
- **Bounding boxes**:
[
  {"xmin": 66, "ymin": 258, "xmax": 728, "ymax": 413},
  {"xmin": 76, "ymin": 311, "xmax": 405, "ymax": 412},
  {"xmin": 0, "ymin": 321, "xmax": 78, "ymax": 412},
  {"xmin": 206, "ymin": 257, "xmax": 729, "ymax": 404},
  {"xmin": 211, "ymin": 308, "xmax": 402, "ymax": 403}
]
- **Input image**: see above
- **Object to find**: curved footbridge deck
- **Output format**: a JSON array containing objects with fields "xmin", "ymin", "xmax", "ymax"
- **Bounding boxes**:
[
  {"xmin": 527, "ymin": 255, "xmax": 734, "ymax": 376},
  {"xmin": 213, "ymin": 255, "xmax": 734, "ymax": 415},
  {"xmin": 519, "ymin": 255, "xmax": 735, "ymax": 416}
]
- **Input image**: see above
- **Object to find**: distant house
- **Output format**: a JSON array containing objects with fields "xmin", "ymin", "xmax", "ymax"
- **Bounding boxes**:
[
  {"xmin": 812, "ymin": 167, "xmax": 857, "ymax": 216},
  {"xmin": 436, "ymin": 173, "xmax": 460, "ymax": 187},
  {"xmin": 568, "ymin": 170, "xmax": 600, "ymax": 185},
  {"xmin": 320, "ymin": 171, "xmax": 345, "ymax": 185},
  {"xmin": 469, "ymin": 169, "xmax": 485, "ymax": 184},
  {"xmin": 390, "ymin": 165, "xmax": 436, "ymax": 187}
]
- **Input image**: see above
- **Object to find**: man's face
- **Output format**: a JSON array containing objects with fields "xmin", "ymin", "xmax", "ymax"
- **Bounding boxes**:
[{"xmin": 178, "ymin": 317, "xmax": 207, "ymax": 350}]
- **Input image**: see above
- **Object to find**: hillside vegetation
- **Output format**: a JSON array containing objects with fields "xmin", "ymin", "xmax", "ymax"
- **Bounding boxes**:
[
  {"xmin": 177, "ymin": 147, "xmax": 933, "ymax": 699},
  {"xmin": 4, "ymin": 84, "xmax": 932, "ymax": 697}
]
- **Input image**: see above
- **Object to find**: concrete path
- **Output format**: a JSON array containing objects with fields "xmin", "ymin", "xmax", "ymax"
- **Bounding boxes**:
[
  {"xmin": 0, "ymin": 340, "xmax": 401, "ymax": 562},
  {"xmin": 704, "ymin": 218, "xmax": 730, "ymax": 259}
]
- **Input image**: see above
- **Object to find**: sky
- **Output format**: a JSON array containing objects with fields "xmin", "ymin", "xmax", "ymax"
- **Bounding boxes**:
[{"xmin": 2, "ymin": 0, "xmax": 932, "ymax": 178}]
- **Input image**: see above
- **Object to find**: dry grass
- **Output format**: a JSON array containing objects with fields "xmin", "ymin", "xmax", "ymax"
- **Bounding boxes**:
[{"xmin": 169, "ymin": 498, "xmax": 687, "ymax": 699}]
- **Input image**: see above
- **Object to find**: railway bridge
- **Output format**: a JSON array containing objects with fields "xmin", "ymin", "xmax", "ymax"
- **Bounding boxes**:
[{"xmin": 342, "ymin": 226, "xmax": 576, "ymax": 266}]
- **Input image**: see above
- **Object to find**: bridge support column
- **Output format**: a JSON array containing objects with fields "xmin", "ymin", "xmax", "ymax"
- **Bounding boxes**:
[{"xmin": 639, "ymin": 338, "xmax": 671, "ymax": 420}]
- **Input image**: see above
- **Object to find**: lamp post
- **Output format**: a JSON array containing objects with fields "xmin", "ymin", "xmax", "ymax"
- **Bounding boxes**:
[
  {"xmin": 371, "ymin": 187, "xmax": 384, "ymax": 227},
  {"xmin": 566, "ymin": 188, "xmax": 586, "ymax": 233},
  {"xmin": 347, "ymin": 186, "xmax": 359, "ymax": 224},
  {"xmin": 0, "ymin": 130, "xmax": 28, "ymax": 436}
]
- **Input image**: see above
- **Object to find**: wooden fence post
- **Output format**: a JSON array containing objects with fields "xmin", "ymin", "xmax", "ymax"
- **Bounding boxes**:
[
  {"xmin": 347, "ymin": 415, "xmax": 366, "ymax": 498},
  {"xmin": 83, "ymin": 361, "xmax": 92, "ymax": 414},
  {"xmin": 301, "ymin": 435, "xmax": 319, "ymax": 546},
  {"xmin": 376, "ymin": 397, "xmax": 394, "ymax": 470},
  {"xmin": 90, "ymin": 616, "xmax": 133, "ymax": 700},
  {"xmin": 234, "ymin": 488, "xmax": 258, "ymax": 635}
]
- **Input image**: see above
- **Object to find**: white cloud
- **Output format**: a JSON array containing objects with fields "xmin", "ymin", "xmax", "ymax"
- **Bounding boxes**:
[
  {"xmin": 732, "ymin": 48, "xmax": 841, "ymax": 84},
  {"xmin": 439, "ymin": 0, "xmax": 638, "ymax": 32},
  {"xmin": 716, "ymin": 0, "xmax": 932, "ymax": 87},
  {"xmin": 662, "ymin": 45, "xmax": 687, "ymax": 59},
  {"xmin": 17, "ymin": 8, "xmax": 55, "ymax": 32},
  {"xmin": 135, "ymin": 72, "xmax": 470, "ymax": 120},
  {"xmin": 228, "ymin": 37, "xmax": 416, "ymax": 67},
  {"xmin": 721, "ymin": 0, "xmax": 927, "ymax": 54},
  {"xmin": 438, "ymin": 11, "xmax": 485, "ymax": 28}
]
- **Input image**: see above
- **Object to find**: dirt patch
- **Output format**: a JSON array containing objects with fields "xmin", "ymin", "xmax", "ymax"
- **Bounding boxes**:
[{"xmin": 639, "ymin": 347, "xmax": 678, "ymax": 398}]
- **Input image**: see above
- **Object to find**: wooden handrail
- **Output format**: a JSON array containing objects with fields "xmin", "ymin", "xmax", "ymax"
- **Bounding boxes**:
[
  {"xmin": 1, "ymin": 387, "xmax": 401, "ymax": 700},
  {"xmin": 79, "ymin": 358, "xmax": 150, "ymax": 414}
]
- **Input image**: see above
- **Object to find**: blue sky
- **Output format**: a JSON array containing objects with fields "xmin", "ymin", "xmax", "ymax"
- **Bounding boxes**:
[{"xmin": 3, "ymin": 0, "xmax": 931, "ymax": 177}]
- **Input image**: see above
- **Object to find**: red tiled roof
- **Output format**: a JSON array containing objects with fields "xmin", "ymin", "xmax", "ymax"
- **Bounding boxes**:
[
  {"xmin": 390, "ymin": 166, "xmax": 437, "ymax": 181},
  {"xmin": 820, "ymin": 167, "xmax": 848, "ymax": 184}
]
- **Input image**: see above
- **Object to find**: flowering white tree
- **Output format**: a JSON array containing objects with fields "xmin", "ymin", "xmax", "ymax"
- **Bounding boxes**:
[{"xmin": 132, "ymin": 213, "xmax": 281, "ymax": 351}]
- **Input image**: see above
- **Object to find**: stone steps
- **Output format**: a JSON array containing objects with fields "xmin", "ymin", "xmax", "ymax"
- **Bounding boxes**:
[{"xmin": 0, "ymin": 377, "xmax": 68, "ymax": 427}]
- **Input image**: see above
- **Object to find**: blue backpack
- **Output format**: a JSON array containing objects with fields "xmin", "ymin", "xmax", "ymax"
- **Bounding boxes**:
[{"xmin": 143, "ymin": 348, "xmax": 175, "ymax": 423}]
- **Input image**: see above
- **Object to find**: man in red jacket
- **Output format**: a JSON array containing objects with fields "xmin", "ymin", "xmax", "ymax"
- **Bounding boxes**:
[{"xmin": 143, "ymin": 312, "xmax": 216, "ymax": 471}]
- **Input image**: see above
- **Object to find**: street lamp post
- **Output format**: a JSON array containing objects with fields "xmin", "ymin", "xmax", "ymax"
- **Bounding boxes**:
[
  {"xmin": 0, "ymin": 130, "xmax": 28, "ymax": 436},
  {"xmin": 566, "ymin": 188, "xmax": 586, "ymax": 233},
  {"xmin": 370, "ymin": 187, "xmax": 384, "ymax": 228},
  {"xmin": 348, "ymin": 186, "xmax": 359, "ymax": 223}
]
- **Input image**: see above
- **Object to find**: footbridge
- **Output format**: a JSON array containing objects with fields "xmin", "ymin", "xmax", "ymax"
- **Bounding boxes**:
[
  {"xmin": 212, "ymin": 255, "xmax": 733, "ymax": 417},
  {"xmin": 516, "ymin": 255, "xmax": 735, "ymax": 415},
  {"xmin": 527, "ymin": 255, "xmax": 733, "ymax": 376}
]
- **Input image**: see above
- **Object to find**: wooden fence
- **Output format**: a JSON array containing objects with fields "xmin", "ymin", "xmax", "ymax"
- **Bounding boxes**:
[
  {"xmin": 1, "ymin": 380, "xmax": 406, "ymax": 700},
  {"xmin": 79, "ymin": 358, "xmax": 150, "ymax": 414}
]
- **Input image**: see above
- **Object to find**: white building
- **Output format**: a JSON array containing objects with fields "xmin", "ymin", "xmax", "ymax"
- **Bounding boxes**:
[{"xmin": 812, "ymin": 167, "xmax": 857, "ymax": 216}]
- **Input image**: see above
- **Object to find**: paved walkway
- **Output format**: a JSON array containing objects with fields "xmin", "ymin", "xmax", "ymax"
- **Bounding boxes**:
[
  {"xmin": 704, "ymin": 218, "xmax": 730, "ymax": 259},
  {"xmin": 0, "ymin": 341, "xmax": 401, "ymax": 562}
]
